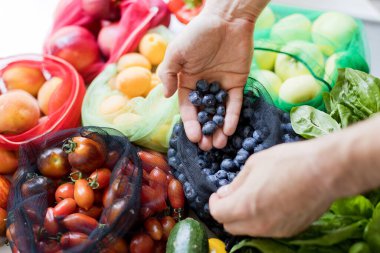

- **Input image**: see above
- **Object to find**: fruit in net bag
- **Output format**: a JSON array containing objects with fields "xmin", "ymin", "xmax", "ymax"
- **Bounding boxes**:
[
  {"xmin": 271, "ymin": 14, "xmax": 312, "ymax": 43},
  {"xmin": 37, "ymin": 77, "xmax": 63, "ymax": 115},
  {"xmin": 279, "ymin": 75, "xmax": 322, "ymax": 104}
]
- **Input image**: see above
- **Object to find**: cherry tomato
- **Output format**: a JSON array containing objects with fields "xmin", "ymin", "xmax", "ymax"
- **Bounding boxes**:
[
  {"xmin": 89, "ymin": 168, "xmax": 111, "ymax": 189},
  {"xmin": 94, "ymin": 189, "xmax": 104, "ymax": 205},
  {"xmin": 160, "ymin": 216, "xmax": 176, "ymax": 240},
  {"xmin": 44, "ymin": 207, "xmax": 60, "ymax": 235},
  {"xmin": 0, "ymin": 208, "xmax": 6, "ymax": 236},
  {"xmin": 166, "ymin": 174, "xmax": 174, "ymax": 184},
  {"xmin": 38, "ymin": 240, "xmax": 62, "ymax": 253},
  {"xmin": 60, "ymin": 232, "xmax": 88, "ymax": 249},
  {"xmin": 111, "ymin": 174, "xmax": 129, "ymax": 197},
  {"xmin": 144, "ymin": 217, "xmax": 163, "ymax": 241},
  {"xmin": 79, "ymin": 206, "xmax": 103, "ymax": 219},
  {"xmin": 102, "ymin": 188, "xmax": 115, "ymax": 208},
  {"xmin": 55, "ymin": 182, "xmax": 74, "ymax": 202},
  {"xmin": 104, "ymin": 150, "xmax": 120, "ymax": 169},
  {"xmin": 153, "ymin": 240, "xmax": 166, "ymax": 253},
  {"xmin": 130, "ymin": 233, "xmax": 154, "ymax": 253},
  {"xmin": 149, "ymin": 168, "xmax": 167, "ymax": 188},
  {"xmin": 6, "ymin": 223, "xmax": 15, "ymax": 243},
  {"xmin": 53, "ymin": 198, "xmax": 77, "ymax": 217},
  {"xmin": 101, "ymin": 238, "xmax": 128, "ymax": 253},
  {"xmin": 139, "ymin": 207, "xmax": 154, "ymax": 220},
  {"xmin": 106, "ymin": 199, "xmax": 127, "ymax": 224},
  {"xmin": 62, "ymin": 213, "xmax": 98, "ymax": 234},
  {"xmin": 168, "ymin": 179, "xmax": 185, "ymax": 209},
  {"xmin": 21, "ymin": 176, "xmax": 55, "ymax": 205},
  {"xmin": 74, "ymin": 179, "xmax": 94, "ymax": 210},
  {"xmin": 0, "ymin": 176, "xmax": 10, "ymax": 209},
  {"xmin": 24, "ymin": 206, "xmax": 40, "ymax": 224},
  {"xmin": 37, "ymin": 148, "xmax": 70, "ymax": 179},
  {"xmin": 63, "ymin": 136, "xmax": 106, "ymax": 173},
  {"xmin": 141, "ymin": 185, "xmax": 167, "ymax": 212},
  {"xmin": 0, "ymin": 147, "xmax": 18, "ymax": 174},
  {"xmin": 138, "ymin": 150, "xmax": 170, "ymax": 173}
]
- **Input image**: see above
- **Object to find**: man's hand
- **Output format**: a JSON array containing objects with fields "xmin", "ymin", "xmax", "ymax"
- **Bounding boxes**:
[
  {"xmin": 158, "ymin": 10, "xmax": 254, "ymax": 151},
  {"xmin": 209, "ymin": 141, "xmax": 337, "ymax": 237}
]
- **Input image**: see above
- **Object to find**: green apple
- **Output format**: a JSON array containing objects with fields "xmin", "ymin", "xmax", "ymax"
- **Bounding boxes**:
[
  {"xmin": 275, "ymin": 41, "xmax": 325, "ymax": 81},
  {"xmin": 312, "ymin": 12, "xmax": 358, "ymax": 56},
  {"xmin": 270, "ymin": 14, "xmax": 312, "ymax": 43},
  {"xmin": 325, "ymin": 51, "xmax": 369, "ymax": 83},
  {"xmin": 251, "ymin": 70, "xmax": 283, "ymax": 96},
  {"xmin": 255, "ymin": 7, "xmax": 276, "ymax": 30},
  {"xmin": 253, "ymin": 41, "xmax": 279, "ymax": 70},
  {"xmin": 279, "ymin": 75, "xmax": 321, "ymax": 104}
]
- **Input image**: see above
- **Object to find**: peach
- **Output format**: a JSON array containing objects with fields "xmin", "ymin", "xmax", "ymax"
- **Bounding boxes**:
[
  {"xmin": 0, "ymin": 147, "xmax": 18, "ymax": 175},
  {"xmin": 2, "ymin": 65, "xmax": 46, "ymax": 96},
  {"xmin": 138, "ymin": 33, "xmax": 167, "ymax": 65},
  {"xmin": 99, "ymin": 94, "xmax": 128, "ymax": 115},
  {"xmin": 0, "ymin": 90, "xmax": 41, "ymax": 134},
  {"xmin": 37, "ymin": 77, "xmax": 63, "ymax": 115},
  {"xmin": 117, "ymin": 53, "xmax": 152, "ymax": 72},
  {"xmin": 116, "ymin": 67, "xmax": 151, "ymax": 98}
]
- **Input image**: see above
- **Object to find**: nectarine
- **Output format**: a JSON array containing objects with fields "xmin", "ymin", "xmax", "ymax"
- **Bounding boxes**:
[
  {"xmin": 3, "ymin": 65, "xmax": 46, "ymax": 96},
  {"xmin": 138, "ymin": 33, "xmax": 167, "ymax": 66},
  {"xmin": 37, "ymin": 77, "xmax": 63, "ymax": 115},
  {"xmin": 0, "ymin": 147, "xmax": 18, "ymax": 175},
  {"xmin": 0, "ymin": 90, "xmax": 41, "ymax": 134},
  {"xmin": 117, "ymin": 53, "xmax": 152, "ymax": 71},
  {"xmin": 116, "ymin": 67, "xmax": 151, "ymax": 98}
]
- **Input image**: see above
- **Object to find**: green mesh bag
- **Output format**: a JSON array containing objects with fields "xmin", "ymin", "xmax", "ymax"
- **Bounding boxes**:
[
  {"xmin": 250, "ymin": 4, "xmax": 370, "ymax": 112},
  {"xmin": 81, "ymin": 64, "xmax": 180, "ymax": 152}
]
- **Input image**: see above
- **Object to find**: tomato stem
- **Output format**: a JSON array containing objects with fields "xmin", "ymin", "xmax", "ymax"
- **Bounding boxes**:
[
  {"xmin": 70, "ymin": 171, "xmax": 83, "ymax": 182},
  {"xmin": 87, "ymin": 175, "xmax": 99, "ymax": 190},
  {"xmin": 62, "ymin": 139, "xmax": 77, "ymax": 154}
]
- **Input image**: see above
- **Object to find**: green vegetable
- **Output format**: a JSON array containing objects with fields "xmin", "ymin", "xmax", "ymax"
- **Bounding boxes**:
[
  {"xmin": 324, "ymin": 68, "xmax": 380, "ymax": 127},
  {"xmin": 349, "ymin": 242, "xmax": 371, "ymax": 253},
  {"xmin": 331, "ymin": 196, "xmax": 374, "ymax": 219},
  {"xmin": 230, "ymin": 238, "xmax": 296, "ymax": 253},
  {"xmin": 364, "ymin": 203, "xmax": 380, "ymax": 252},
  {"xmin": 290, "ymin": 105, "xmax": 340, "ymax": 139},
  {"xmin": 166, "ymin": 218, "xmax": 208, "ymax": 253}
]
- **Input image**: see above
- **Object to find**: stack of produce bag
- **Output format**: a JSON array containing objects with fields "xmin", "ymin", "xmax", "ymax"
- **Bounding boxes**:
[{"xmin": 250, "ymin": 4, "xmax": 370, "ymax": 112}]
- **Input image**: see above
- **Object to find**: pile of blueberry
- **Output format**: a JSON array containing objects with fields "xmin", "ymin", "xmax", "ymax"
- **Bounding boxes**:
[{"xmin": 188, "ymin": 80, "xmax": 227, "ymax": 135}]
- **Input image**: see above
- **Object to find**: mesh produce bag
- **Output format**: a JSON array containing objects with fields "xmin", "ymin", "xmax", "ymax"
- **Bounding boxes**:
[
  {"xmin": 250, "ymin": 4, "xmax": 370, "ymax": 112},
  {"xmin": 6, "ymin": 127, "xmax": 142, "ymax": 253},
  {"xmin": 168, "ymin": 80, "xmax": 303, "ymax": 238}
]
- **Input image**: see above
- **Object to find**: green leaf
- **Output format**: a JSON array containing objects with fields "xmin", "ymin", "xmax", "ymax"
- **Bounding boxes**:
[
  {"xmin": 349, "ymin": 242, "xmax": 371, "ymax": 253},
  {"xmin": 230, "ymin": 239, "xmax": 296, "ymax": 253},
  {"xmin": 364, "ymin": 203, "xmax": 380, "ymax": 251},
  {"xmin": 331, "ymin": 196, "xmax": 374, "ymax": 219},
  {"xmin": 290, "ymin": 105, "xmax": 340, "ymax": 139}
]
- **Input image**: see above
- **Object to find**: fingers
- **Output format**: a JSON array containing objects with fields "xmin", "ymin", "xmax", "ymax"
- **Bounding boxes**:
[
  {"xmin": 223, "ymin": 87, "xmax": 243, "ymax": 136},
  {"xmin": 212, "ymin": 128, "xmax": 228, "ymax": 149},
  {"xmin": 216, "ymin": 164, "xmax": 251, "ymax": 198},
  {"xmin": 178, "ymin": 88, "xmax": 202, "ymax": 143},
  {"xmin": 158, "ymin": 48, "xmax": 182, "ymax": 98},
  {"xmin": 199, "ymin": 135, "xmax": 213, "ymax": 151}
]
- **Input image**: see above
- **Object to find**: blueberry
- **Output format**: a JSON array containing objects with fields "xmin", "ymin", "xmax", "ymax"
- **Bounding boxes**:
[
  {"xmin": 210, "ymin": 163, "xmax": 219, "ymax": 172},
  {"xmin": 209, "ymin": 81, "xmax": 221, "ymax": 94},
  {"xmin": 227, "ymin": 172, "xmax": 236, "ymax": 181},
  {"xmin": 202, "ymin": 94, "xmax": 216, "ymax": 107},
  {"xmin": 232, "ymin": 136, "xmax": 243, "ymax": 149},
  {"xmin": 220, "ymin": 159, "xmax": 235, "ymax": 171},
  {"xmin": 177, "ymin": 173, "xmax": 186, "ymax": 183},
  {"xmin": 202, "ymin": 168, "xmax": 212, "ymax": 175},
  {"xmin": 243, "ymin": 126, "xmax": 253, "ymax": 138},
  {"xmin": 233, "ymin": 159, "xmax": 240, "ymax": 168},
  {"xmin": 281, "ymin": 123, "xmax": 294, "ymax": 133},
  {"xmin": 218, "ymin": 179, "xmax": 229, "ymax": 187},
  {"xmin": 282, "ymin": 133, "xmax": 297, "ymax": 143},
  {"xmin": 198, "ymin": 111, "xmax": 209, "ymax": 125},
  {"xmin": 253, "ymin": 144, "xmax": 265, "ymax": 153},
  {"xmin": 222, "ymin": 145, "xmax": 234, "ymax": 155},
  {"xmin": 169, "ymin": 136, "xmax": 178, "ymax": 148},
  {"xmin": 216, "ymin": 105, "xmax": 226, "ymax": 116},
  {"xmin": 196, "ymin": 79, "xmax": 209, "ymax": 93},
  {"xmin": 252, "ymin": 130, "xmax": 263, "ymax": 142},
  {"xmin": 188, "ymin": 91, "xmax": 202, "ymax": 106},
  {"xmin": 213, "ymin": 115, "xmax": 224, "ymax": 127},
  {"xmin": 215, "ymin": 90, "xmax": 228, "ymax": 103},
  {"xmin": 195, "ymin": 196, "xmax": 203, "ymax": 206},
  {"xmin": 237, "ymin": 148, "xmax": 250, "ymax": 157},
  {"xmin": 235, "ymin": 153, "xmax": 248, "ymax": 164},
  {"xmin": 168, "ymin": 157, "xmax": 178, "ymax": 167},
  {"xmin": 184, "ymin": 184, "xmax": 197, "ymax": 201},
  {"xmin": 204, "ymin": 106, "xmax": 216, "ymax": 115},
  {"xmin": 197, "ymin": 158, "xmax": 207, "ymax": 168},
  {"xmin": 242, "ymin": 137, "xmax": 256, "ymax": 152},
  {"xmin": 202, "ymin": 121, "xmax": 217, "ymax": 135},
  {"xmin": 167, "ymin": 148, "xmax": 176, "ymax": 158},
  {"xmin": 242, "ymin": 108, "xmax": 254, "ymax": 119},
  {"xmin": 172, "ymin": 123, "xmax": 181, "ymax": 136},
  {"xmin": 215, "ymin": 170, "xmax": 227, "ymax": 179},
  {"xmin": 206, "ymin": 175, "xmax": 218, "ymax": 185}
]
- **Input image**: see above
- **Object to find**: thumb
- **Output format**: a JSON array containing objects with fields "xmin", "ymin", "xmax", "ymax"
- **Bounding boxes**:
[{"xmin": 158, "ymin": 48, "xmax": 182, "ymax": 98}]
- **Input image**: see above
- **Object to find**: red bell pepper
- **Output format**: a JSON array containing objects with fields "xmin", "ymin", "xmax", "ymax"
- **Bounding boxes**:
[{"xmin": 167, "ymin": 0, "xmax": 204, "ymax": 24}]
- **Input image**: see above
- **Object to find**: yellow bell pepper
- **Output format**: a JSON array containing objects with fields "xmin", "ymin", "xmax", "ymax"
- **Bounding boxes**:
[{"xmin": 209, "ymin": 238, "xmax": 227, "ymax": 253}]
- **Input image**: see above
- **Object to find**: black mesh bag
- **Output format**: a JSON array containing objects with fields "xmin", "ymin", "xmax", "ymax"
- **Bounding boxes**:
[
  {"xmin": 7, "ymin": 126, "xmax": 142, "ymax": 253},
  {"xmin": 168, "ymin": 83, "xmax": 303, "ymax": 240}
]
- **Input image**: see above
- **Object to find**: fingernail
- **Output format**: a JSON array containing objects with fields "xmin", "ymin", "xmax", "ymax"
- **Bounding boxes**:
[{"xmin": 217, "ymin": 185, "xmax": 230, "ymax": 197}]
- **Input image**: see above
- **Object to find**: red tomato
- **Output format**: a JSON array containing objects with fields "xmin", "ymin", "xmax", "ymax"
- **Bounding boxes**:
[
  {"xmin": 62, "ymin": 213, "xmax": 98, "ymax": 234},
  {"xmin": 111, "ymin": 174, "xmax": 129, "ymax": 198},
  {"xmin": 38, "ymin": 240, "xmax": 62, "ymax": 253},
  {"xmin": 153, "ymin": 240, "xmax": 166, "ymax": 253},
  {"xmin": 106, "ymin": 199, "xmax": 127, "ymax": 225},
  {"xmin": 60, "ymin": 232, "xmax": 88, "ymax": 249},
  {"xmin": 6, "ymin": 223, "xmax": 15, "ymax": 243},
  {"xmin": 144, "ymin": 217, "xmax": 163, "ymax": 241},
  {"xmin": 55, "ymin": 182, "xmax": 74, "ymax": 202},
  {"xmin": 166, "ymin": 174, "xmax": 174, "ymax": 184},
  {"xmin": 44, "ymin": 207, "xmax": 60, "ymax": 235},
  {"xmin": 0, "ymin": 208, "xmax": 6, "ymax": 236},
  {"xmin": 21, "ymin": 176, "xmax": 55, "ymax": 205},
  {"xmin": 149, "ymin": 168, "xmax": 167, "ymax": 188},
  {"xmin": 102, "ymin": 188, "xmax": 115, "ymax": 208},
  {"xmin": 104, "ymin": 150, "xmax": 120, "ymax": 169},
  {"xmin": 53, "ymin": 198, "xmax": 77, "ymax": 217},
  {"xmin": 138, "ymin": 150, "xmax": 170, "ymax": 173},
  {"xmin": 79, "ymin": 206, "xmax": 103, "ymax": 219},
  {"xmin": 130, "ymin": 233, "xmax": 154, "ymax": 253},
  {"xmin": 74, "ymin": 179, "xmax": 94, "ymax": 210},
  {"xmin": 89, "ymin": 168, "xmax": 111, "ymax": 189},
  {"xmin": 0, "ymin": 176, "xmax": 10, "ymax": 209},
  {"xmin": 94, "ymin": 189, "xmax": 104, "ymax": 205},
  {"xmin": 101, "ymin": 238, "xmax": 129, "ymax": 253},
  {"xmin": 37, "ymin": 148, "xmax": 70, "ymax": 179},
  {"xmin": 160, "ymin": 216, "xmax": 176, "ymax": 240},
  {"xmin": 139, "ymin": 207, "xmax": 154, "ymax": 220},
  {"xmin": 63, "ymin": 136, "xmax": 106, "ymax": 173},
  {"xmin": 141, "ymin": 185, "xmax": 167, "ymax": 213},
  {"xmin": 168, "ymin": 179, "xmax": 185, "ymax": 209}
]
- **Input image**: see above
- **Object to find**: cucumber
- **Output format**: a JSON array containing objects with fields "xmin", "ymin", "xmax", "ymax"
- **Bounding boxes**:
[{"xmin": 166, "ymin": 218, "xmax": 208, "ymax": 253}]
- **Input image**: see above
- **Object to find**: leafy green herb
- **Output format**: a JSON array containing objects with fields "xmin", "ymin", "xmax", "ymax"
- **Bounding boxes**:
[
  {"xmin": 230, "ymin": 238, "xmax": 296, "ymax": 253},
  {"xmin": 331, "ymin": 196, "xmax": 374, "ymax": 219}
]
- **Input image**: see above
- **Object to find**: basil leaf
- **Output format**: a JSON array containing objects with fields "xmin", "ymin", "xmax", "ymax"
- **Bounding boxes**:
[
  {"xmin": 364, "ymin": 203, "xmax": 380, "ymax": 251},
  {"xmin": 230, "ymin": 239, "xmax": 296, "ymax": 253},
  {"xmin": 331, "ymin": 196, "xmax": 374, "ymax": 219}
]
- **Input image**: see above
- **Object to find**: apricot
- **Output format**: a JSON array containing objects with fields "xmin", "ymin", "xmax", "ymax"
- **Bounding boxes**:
[
  {"xmin": 117, "ymin": 53, "xmax": 152, "ymax": 72},
  {"xmin": 113, "ymin": 112, "xmax": 142, "ymax": 126},
  {"xmin": 138, "ymin": 33, "xmax": 167, "ymax": 65},
  {"xmin": 2, "ymin": 65, "xmax": 46, "ymax": 96},
  {"xmin": 37, "ymin": 77, "xmax": 63, "ymax": 115},
  {"xmin": 116, "ymin": 67, "xmax": 151, "ymax": 98},
  {"xmin": 143, "ymin": 73, "xmax": 161, "ymax": 97},
  {"xmin": 0, "ymin": 90, "xmax": 41, "ymax": 134},
  {"xmin": 0, "ymin": 148, "xmax": 18, "ymax": 175},
  {"xmin": 99, "ymin": 94, "xmax": 128, "ymax": 115}
]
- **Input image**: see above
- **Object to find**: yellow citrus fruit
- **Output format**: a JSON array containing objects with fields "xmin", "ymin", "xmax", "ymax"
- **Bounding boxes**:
[
  {"xmin": 143, "ymin": 73, "xmax": 161, "ymax": 97},
  {"xmin": 117, "ymin": 53, "xmax": 152, "ymax": 72},
  {"xmin": 116, "ymin": 67, "xmax": 152, "ymax": 98},
  {"xmin": 208, "ymin": 238, "xmax": 227, "ymax": 253},
  {"xmin": 139, "ymin": 33, "xmax": 167, "ymax": 65}
]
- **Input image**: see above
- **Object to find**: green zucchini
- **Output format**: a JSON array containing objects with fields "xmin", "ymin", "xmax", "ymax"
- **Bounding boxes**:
[{"xmin": 166, "ymin": 218, "xmax": 208, "ymax": 253}]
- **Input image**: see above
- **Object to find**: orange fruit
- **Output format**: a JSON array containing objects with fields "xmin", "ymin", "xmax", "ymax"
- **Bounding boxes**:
[
  {"xmin": 116, "ymin": 67, "xmax": 151, "ymax": 98},
  {"xmin": 37, "ymin": 77, "xmax": 63, "ymax": 115},
  {"xmin": 117, "ymin": 53, "xmax": 152, "ymax": 71},
  {"xmin": 138, "ymin": 33, "xmax": 167, "ymax": 66},
  {"xmin": 0, "ymin": 147, "xmax": 18, "ymax": 175}
]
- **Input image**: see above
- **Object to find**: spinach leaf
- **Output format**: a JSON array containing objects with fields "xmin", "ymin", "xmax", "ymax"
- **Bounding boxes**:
[
  {"xmin": 364, "ymin": 203, "xmax": 380, "ymax": 251},
  {"xmin": 230, "ymin": 239, "xmax": 296, "ymax": 253},
  {"xmin": 331, "ymin": 196, "xmax": 374, "ymax": 219},
  {"xmin": 349, "ymin": 242, "xmax": 371, "ymax": 253},
  {"xmin": 290, "ymin": 105, "xmax": 340, "ymax": 139}
]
